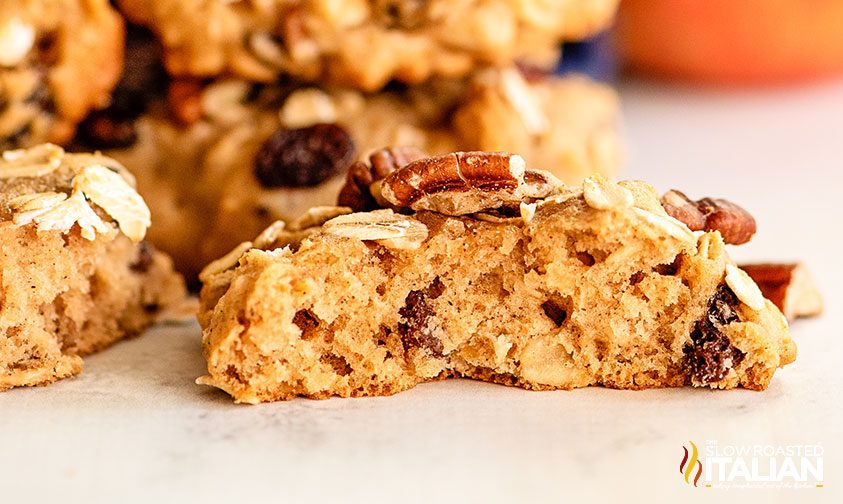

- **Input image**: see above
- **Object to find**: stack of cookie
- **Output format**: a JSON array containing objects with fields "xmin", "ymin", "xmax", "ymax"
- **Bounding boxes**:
[{"xmin": 1, "ymin": 0, "xmax": 622, "ymax": 278}]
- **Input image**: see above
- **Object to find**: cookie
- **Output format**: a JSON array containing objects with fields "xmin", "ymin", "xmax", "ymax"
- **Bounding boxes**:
[
  {"xmin": 116, "ymin": 0, "xmax": 620, "ymax": 90},
  {"xmin": 196, "ymin": 151, "xmax": 795, "ymax": 403},
  {"xmin": 85, "ymin": 66, "xmax": 620, "ymax": 279},
  {"xmin": 0, "ymin": 0, "xmax": 124, "ymax": 149},
  {"xmin": 0, "ymin": 144, "xmax": 185, "ymax": 391}
]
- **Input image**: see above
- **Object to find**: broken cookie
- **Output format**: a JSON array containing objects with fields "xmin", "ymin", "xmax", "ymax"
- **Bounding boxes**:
[
  {"xmin": 0, "ymin": 144, "xmax": 185, "ymax": 391},
  {"xmin": 197, "ymin": 151, "xmax": 795, "ymax": 403}
]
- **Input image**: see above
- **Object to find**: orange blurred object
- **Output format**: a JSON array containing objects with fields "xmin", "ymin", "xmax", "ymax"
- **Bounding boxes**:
[{"xmin": 616, "ymin": 0, "xmax": 843, "ymax": 83}]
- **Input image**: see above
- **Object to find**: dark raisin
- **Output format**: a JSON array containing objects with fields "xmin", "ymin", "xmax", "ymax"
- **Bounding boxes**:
[
  {"xmin": 398, "ymin": 277, "xmax": 446, "ymax": 356},
  {"xmin": 684, "ymin": 285, "xmax": 746, "ymax": 385},
  {"xmin": 130, "ymin": 241, "xmax": 154, "ymax": 273},
  {"xmin": 254, "ymin": 123, "xmax": 355, "ymax": 188}
]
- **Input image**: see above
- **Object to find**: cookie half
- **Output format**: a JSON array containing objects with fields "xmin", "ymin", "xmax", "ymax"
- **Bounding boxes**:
[
  {"xmin": 0, "ymin": 144, "xmax": 185, "ymax": 391},
  {"xmin": 197, "ymin": 151, "xmax": 795, "ymax": 403}
]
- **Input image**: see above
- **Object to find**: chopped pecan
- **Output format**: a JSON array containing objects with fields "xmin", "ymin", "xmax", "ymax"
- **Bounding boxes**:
[
  {"xmin": 337, "ymin": 146, "xmax": 427, "ymax": 212},
  {"xmin": 661, "ymin": 190, "xmax": 756, "ymax": 245},
  {"xmin": 740, "ymin": 263, "xmax": 823, "ymax": 321},
  {"xmin": 379, "ymin": 151, "xmax": 562, "ymax": 215}
]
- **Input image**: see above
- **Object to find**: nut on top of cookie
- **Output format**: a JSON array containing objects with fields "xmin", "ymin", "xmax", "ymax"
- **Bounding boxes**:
[
  {"xmin": 0, "ymin": 144, "xmax": 150, "ymax": 242},
  {"xmin": 203, "ymin": 148, "xmax": 760, "ymax": 289}
]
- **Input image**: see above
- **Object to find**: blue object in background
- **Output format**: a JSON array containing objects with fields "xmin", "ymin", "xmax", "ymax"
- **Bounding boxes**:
[{"xmin": 556, "ymin": 30, "xmax": 617, "ymax": 82}]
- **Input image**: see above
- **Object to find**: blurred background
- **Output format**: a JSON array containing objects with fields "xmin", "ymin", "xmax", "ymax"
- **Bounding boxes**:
[{"xmin": 560, "ymin": 0, "xmax": 843, "ymax": 85}]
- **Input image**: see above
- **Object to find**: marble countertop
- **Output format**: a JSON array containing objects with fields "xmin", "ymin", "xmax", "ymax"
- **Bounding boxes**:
[{"xmin": 2, "ymin": 78, "xmax": 841, "ymax": 503}]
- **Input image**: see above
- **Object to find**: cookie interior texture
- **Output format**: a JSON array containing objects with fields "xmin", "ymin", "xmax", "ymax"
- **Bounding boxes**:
[
  {"xmin": 0, "ymin": 147, "xmax": 185, "ymax": 390},
  {"xmin": 0, "ymin": 227, "xmax": 183, "ymax": 390},
  {"xmin": 198, "ymin": 177, "xmax": 795, "ymax": 403}
]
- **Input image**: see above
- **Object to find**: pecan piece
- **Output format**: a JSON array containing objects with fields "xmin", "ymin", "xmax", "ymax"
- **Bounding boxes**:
[
  {"xmin": 337, "ymin": 146, "xmax": 427, "ymax": 212},
  {"xmin": 380, "ymin": 151, "xmax": 562, "ymax": 215},
  {"xmin": 740, "ymin": 263, "xmax": 823, "ymax": 321},
  {"xmin": 661, "ymin": 190, "xmax": 756, "ymax": 245}
]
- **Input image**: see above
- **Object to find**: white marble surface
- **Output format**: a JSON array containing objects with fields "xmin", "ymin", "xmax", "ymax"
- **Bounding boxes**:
[{"xmin": 2, "ymin": 78, "xmax": 842, "ymax": 503}]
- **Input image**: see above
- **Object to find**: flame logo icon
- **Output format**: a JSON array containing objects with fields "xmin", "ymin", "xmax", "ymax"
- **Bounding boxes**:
[{"xmin": 680, "ymin": 441, "xmax": 703, "ymax": 487}]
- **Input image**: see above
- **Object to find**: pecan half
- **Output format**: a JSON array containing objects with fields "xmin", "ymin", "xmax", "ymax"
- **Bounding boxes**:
[
  {"xmin": 379, "ymin": 151, "xmax": 562, "ymax": 215},
  {"xmin": 337, "ymin": 146, "xmax": 427, "ymax": 212},
  {"xmin": 740, "ymin": 263, "xmax": 823, "ymax": 321},
  {"xmin": 661, "ymin": 190, "xmax": 756, "ymax": 245}
]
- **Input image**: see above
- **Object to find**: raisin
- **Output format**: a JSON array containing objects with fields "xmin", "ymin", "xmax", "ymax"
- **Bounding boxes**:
[
  {"xmin": 684, "ymin": 285, "xmax": 746, "ymax": 385},
  {"xmin": 398, "ymin": 277, "xmax": 446, "ymax": 356},
  {"xmin": 254, "ymin": 123, "xmax": 355, "ymax": 188}
]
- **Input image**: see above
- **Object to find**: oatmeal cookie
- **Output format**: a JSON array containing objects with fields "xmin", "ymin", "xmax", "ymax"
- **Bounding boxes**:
[
  {"xmin": 117, "ymin": 0, "xmax": 619, "ymax": 90},
  {"xmin": 197, "ymin": 151, "xmax": 795, "ymax": 403},
  {"xmin": 85, "ymin": 65, "xmax": 619, "ymax": 279},
  {"xmin": 0, "ymin": 0, "xmax": 124, "ymax": 149},
  {"xmin": 0, "ymin": 144, "xmax": 185, "ymax": 391}
]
